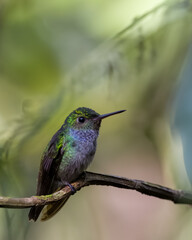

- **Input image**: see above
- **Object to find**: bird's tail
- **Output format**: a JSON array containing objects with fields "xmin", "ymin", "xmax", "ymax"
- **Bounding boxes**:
[
  {"xmin": 41, "ymin": 196, "xmax": 69, "ymax": 221},
  {"xmin": 28, "ymin": 196, "xmax": 70, "ymax": 221}
]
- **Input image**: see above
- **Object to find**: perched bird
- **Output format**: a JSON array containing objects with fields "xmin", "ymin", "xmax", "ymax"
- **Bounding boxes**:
[{"xmin": 28, "ymin": 107, "xmax": 125, "ymax": 221}]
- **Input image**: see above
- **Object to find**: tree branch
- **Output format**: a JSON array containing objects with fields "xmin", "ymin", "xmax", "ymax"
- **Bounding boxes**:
[{"xmin": 0, "ymin": 171, "xmax": 192, "ymax": 209}]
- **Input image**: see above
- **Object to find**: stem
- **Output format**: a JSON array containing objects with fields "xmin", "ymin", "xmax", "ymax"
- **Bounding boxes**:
[{"xmin": 0, "ymin": 171, "xmax": 192, "ymax": 209}]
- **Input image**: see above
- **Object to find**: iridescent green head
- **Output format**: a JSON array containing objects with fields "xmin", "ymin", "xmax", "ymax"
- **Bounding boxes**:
[{"xmin": 64, "ymin": 107, "xmax": 125, "ymax": 131}]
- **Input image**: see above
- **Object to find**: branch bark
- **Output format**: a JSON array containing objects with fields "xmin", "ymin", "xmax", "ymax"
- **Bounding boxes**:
[{"xmin": 0, "ymin": 171, "xmax": 192, "ymax": 209}]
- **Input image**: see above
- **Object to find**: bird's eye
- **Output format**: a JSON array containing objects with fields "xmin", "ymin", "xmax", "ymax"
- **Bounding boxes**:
[{"xmin": 78, "ymin": 117, "xmax": 85, "ymax": 123}]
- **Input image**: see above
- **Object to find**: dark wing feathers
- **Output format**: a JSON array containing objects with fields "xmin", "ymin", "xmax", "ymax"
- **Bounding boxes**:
[
  {"xmin": 36, "ymin": 128, "xmax": 65, "ymax": 195},
  {"xmin": 28, "ymin": 127, "xmax": 65, "ymax": 221}
]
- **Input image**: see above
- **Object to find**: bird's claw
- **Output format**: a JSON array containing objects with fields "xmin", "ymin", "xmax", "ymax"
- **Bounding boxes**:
[{"xmin": 66, "ymin": 182, "xmax": 76, "ymax": 194}]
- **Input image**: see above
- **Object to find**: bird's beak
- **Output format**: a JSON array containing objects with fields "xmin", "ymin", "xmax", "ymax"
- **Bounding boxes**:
[{"xmin": 94, "ymin": 110, "xmax": 126, "ymax": 121}]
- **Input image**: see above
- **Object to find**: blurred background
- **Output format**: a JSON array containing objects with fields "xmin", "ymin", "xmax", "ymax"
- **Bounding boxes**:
[{"xmin": 0, "ymin": 0, "xmax": 192, "ymax": 239}]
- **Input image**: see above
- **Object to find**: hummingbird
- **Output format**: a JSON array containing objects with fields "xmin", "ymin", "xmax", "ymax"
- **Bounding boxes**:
[{"xmin": 28, "ymin": 107, "xmax": 125, "ymax": 221}]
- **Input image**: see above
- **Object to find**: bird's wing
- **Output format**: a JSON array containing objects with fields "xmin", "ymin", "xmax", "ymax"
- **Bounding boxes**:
[
  {"xmin": 36, "ymin": 127, "xmax": 65, "ymax": 196},
  {"xmin": 28, "ymin": 127, "xmax": 66, "ymax": 221}
]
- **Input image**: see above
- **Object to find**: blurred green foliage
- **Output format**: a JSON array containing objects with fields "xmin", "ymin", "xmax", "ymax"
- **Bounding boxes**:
[{"xmin": 0, "ymin": 0, "xmax": 192, "ymax": 240}]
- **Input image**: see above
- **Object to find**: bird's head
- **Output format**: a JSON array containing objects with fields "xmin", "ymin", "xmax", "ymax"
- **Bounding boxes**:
[{"xmin": 64, "ymin": 107, "xmax": 125, "ymax": 131}]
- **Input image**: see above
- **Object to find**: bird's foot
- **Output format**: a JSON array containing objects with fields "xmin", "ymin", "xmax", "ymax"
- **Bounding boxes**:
[{"xmin": 62, "ymin": 181, "xmax": 76, "ymax": 194}]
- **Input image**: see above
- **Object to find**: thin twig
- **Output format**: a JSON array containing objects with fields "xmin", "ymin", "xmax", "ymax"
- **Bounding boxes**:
[{"xmin": 0, "ymin": 171, "xmax": 192, "ymax": 209}]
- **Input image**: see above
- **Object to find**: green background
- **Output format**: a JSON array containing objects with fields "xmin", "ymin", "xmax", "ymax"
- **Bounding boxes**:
[{"xmin": 0, "ymin": 0, "xmax": 192, "ymax": 239}]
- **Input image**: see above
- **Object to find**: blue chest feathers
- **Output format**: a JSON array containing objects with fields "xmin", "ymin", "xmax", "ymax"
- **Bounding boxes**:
[{"xmin": 58, "ymin": 129, "xmax": 99, "ymax": 182}]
